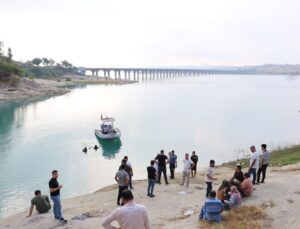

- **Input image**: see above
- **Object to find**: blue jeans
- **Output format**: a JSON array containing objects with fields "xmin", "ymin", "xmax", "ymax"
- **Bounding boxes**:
[
  {"xmin": 147, "ymin": 179, "xmax": 156, "ymax": 195},
  {"xmin": 249, "ymin": 168, "xmax": 257, "ymax": 184},
  {"xmin": 51, "ymin": 195, "xmax": 62, "ymax": 219},
  {"xmin": 206, "ymin": 182, "xmax": 212, "ymax": 197}
]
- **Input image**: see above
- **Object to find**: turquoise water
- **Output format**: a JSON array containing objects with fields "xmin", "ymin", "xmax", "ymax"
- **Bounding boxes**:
[{"xmin": 0, "ymin": 75, "xmax": 300, "ymax": 218}]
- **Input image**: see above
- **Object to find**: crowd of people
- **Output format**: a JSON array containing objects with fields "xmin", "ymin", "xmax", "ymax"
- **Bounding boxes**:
[{"xmin": 26, "ymin": 144, "xmax": 270, "ymax": 228}]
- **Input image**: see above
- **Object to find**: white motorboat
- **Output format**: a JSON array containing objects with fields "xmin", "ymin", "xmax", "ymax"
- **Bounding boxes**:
[{"xmin": 95, "ymin": 115, "xmax": 121, "ymax": 140}]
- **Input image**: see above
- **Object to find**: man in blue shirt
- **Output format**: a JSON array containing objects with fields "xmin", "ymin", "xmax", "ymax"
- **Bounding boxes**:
[
  {"xmin": 168, "ymin": 151, "xmax": 177, "ymax": 179},
  {"xmin": 199, "ymin": 190, "xmax": 223, "ymax": 222}
]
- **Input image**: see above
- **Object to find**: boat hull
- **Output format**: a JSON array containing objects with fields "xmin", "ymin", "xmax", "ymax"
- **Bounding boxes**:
[{"xmin": 95, "ymin": 128, "xmax": 121, "ymax": 140}]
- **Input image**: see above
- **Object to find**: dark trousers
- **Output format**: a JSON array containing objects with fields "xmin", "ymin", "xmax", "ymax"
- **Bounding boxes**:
[
  {"xmin": 169, "ymin": 164, "xmax": 175, "ymax": 179},
  {"xmin": 117, "ymin": 185, "xmax": 128, "ymax": 204},
  {"xmin": 158, "ymin": 166, "xmax": 168, "ymax": 184},
  {"xmin": 257, "ymin": 164, "xmax": 268, "ymax": 183},
  {"xmin": 249, "ymin": 168, "xmax": 257, "ymax": 184},
  {"xmin": 206, "ymin": 182, "xmax": 212, "ymax": 197},
  {"xmin": 129, "ymin": 174, "xmax": 133, "ymax": 189}
]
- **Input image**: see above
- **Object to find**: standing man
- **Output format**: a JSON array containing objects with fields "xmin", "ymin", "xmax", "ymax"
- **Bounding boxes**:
[
  {"xmin": 205, "ymin": 160, "xmax": 217, "ymax": 197},
  {"xmin": 102, "ymin": 190, "xmax": 151, "ymax": 229},
  {"xmin": 180, "ymin": 153, "xmax": 194, "ymax": 187},
  {"xmin": 248, "ymin": 145, "xmax": 260, "ymax": 185},
  {"xmin": 115, "ymin": 164, "xmax": 129, "ymax": 205},
  {"xmin": 124, "ymin": 156, "xmax": 134, "ymax": 189},
  {"xmin": 147, "ymin": 160, "xmax": 157, "ymax": 197},
  {"xmin": 168, "ymin": 150, "xmax": 177, "ymax": 179},
  {"xmin": 257, "ymin": 144, "xmax": 270, "ymax": 184},
  {"xmin": 49, "ymin": 170, "xmax": 67, "ymax": 223},
  {"xmin": 27, "ymin": 190, "xmax": 51, "ymax": 217},
  {"xmin": 190, "ymin": 151, "xmax": 199, "ymax": 178},
  {"xmin": 155, "ymin": 150, "xmax": 169, "ymax": 185}
]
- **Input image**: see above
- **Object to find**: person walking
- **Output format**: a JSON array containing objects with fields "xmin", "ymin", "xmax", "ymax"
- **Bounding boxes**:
[
  {"xmin": 190, "ymin": 151, "xmax": 198, "ymax": 178},
  {"xmin": 124, "ymin": 156, "xmax": 134, "ymax": 189},
  {"xmin": 102, "ymin": 189, "xmax": 151, "ymax": 229},
  {"xmin": 147, "ymin": 160, "xmax": 157, "ymax": 197},
  {"xmin": 168, "ymin": 150, "xmax": 177, "ymax": 179},
  {"xmin": 48, "ymin": 170, "xmax": 67, "ymax": 223},
  {"xmin": 27, "ymin": 190, "xmax": 51, "ymax": 217},
  {"xmin": 115, "ymin": 164, "xmax": 129, "ymax": 205},
  {"xmin": 257, "ymin": 144, "xmax": 270, "ymax": 184},
  {"xmin": 155, "ymin": 150, "xmax": 169, "ymax": 185},
  {"xmin": 205, "ymin": 160, "xmax": 217, "ymax": 197},
  {"xmin": 248, "ymin": 145, "xmax": 260, "ymax": 185},
  {"xmin": 180, "ymin": 153, "xmax": 194, "ymax": 187}
]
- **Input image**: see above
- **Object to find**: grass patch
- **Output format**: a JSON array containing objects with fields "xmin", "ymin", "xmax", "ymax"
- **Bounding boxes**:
[
  {"xmin": 200, "ymin": 205, "xmax": 267, "ymax": 229},
  {"xmin": 222, "ymin": 145, "xmax": 300, "ymax": 167}
]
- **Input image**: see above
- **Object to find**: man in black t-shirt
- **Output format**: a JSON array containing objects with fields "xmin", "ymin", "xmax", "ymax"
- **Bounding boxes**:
[
  {"xmin": 190, "ymin": 151, "xmax": 199, "ymax": 178},
  {"xmin": 155, "ymin": 150, "xmax": 169, "ymax": 185},
  {"xmin": 229, "ymin": 165, "xmax": 244, "ymax": 185},
  {"xmin": 49, "ymin": 170, "xmax": 67, "ymax": 223},
  {"xmin": 147, "ymin": 160, "xmax": 157, "ymax": 197}
]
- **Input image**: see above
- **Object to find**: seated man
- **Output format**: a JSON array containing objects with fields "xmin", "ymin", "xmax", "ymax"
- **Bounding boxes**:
[
  {"xmin": 27, "ymin": 190, "xmax": 51, "ymax": 217},
  {"xmin": 229, "ymin": 165, "xmax": 244, "ymax": 186},
  {"xmin": 199, "ymin": 190, "xmax": 223, "ymax": 223},
  {"xmin": 239, "ymin": 172, "xmax": 253, "ymax": 197}
]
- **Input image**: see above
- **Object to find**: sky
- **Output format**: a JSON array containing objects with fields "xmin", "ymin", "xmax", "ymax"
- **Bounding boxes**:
[{"xmin": 0, "ymin": 0, "xmax": 299, "ymax": 67}]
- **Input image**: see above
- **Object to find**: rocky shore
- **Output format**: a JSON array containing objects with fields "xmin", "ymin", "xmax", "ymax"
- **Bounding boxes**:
[
  {"xmin": 0, "ymin": 75, "xmax": 137, "ymax": 102},
  {"xmin": 0, "ymin": 164, "xmax": 299, "ymax": 229}
]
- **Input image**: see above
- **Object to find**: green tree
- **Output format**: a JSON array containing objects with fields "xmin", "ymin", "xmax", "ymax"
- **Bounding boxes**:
[
  {"xmin": 42, "ymin": 58, "xmax": 50, "ymax": 66},
  {"xmin": 61, "ymin": 60, "xmax": 73, "ymax": 69},
  {"xmin": 49, "ymin": 58, "xmax": 55, "ymax": 66},
  {"xmin": 8, "ymin": 48, "xmax": 13, "ymax": 61},
  {"xmin": 0, "ymin": 41, "xmax": 4, "ymax": 57},
  {"xmin": 31, "ymin": 58, "xmax": 42, "ymax": 66}
]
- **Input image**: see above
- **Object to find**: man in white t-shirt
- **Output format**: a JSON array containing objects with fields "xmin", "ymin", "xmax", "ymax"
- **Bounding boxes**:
[
  {"xmin": 205, "ymin": 160, "xmax": 217, "ymax": 197},
  {"xmin": 180, "ymin": 153, "xmax": 194, "ymax": 187},
  {"xmin": 102, "ymin": 190, "xmax": 151, "ymax": 229},
  {"xmin": 248, "ymin": 145, "xmax": 260, "ymax": 185}
]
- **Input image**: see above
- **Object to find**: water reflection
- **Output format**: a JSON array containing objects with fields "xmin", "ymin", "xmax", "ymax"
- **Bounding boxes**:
[{"xmin": 95, "ymin": 136, "xmax": 122, "ymax": 159}]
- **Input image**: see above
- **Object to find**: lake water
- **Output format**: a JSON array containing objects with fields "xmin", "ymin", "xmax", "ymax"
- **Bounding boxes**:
[{"xmin": 0, "ymin": 75, "xmax": 300, "ymax": 218}]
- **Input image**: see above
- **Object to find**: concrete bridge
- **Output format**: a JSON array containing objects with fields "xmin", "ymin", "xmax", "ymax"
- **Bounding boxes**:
[{"xmin": 77, "ymin": 67, "xmax": 250, "ymax": 81}]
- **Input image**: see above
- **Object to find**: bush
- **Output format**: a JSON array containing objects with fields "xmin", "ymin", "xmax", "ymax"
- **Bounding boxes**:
[{"xmin": 0, "ymin": 58, "xmax": 23, "ymax": 79}]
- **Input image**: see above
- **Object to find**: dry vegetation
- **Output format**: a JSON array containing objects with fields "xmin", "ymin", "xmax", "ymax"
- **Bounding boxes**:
[{"xmin": 200, "ymin": 205, "xmax": 269, "ymax": 229}]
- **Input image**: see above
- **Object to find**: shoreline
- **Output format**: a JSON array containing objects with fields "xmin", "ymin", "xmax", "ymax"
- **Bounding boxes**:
[
  {"xmin": 1, "ymin": 163, "xmax": 300, "ymax": 228},
  {"xmin": 0, "ymin": 75, "xmax": 137, "ymax": 102}
]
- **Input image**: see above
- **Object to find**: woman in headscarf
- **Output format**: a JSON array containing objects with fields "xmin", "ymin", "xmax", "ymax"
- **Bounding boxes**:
[
  {"xmin": 224, "ymin": 186, "xmax": 242, "ymax": 210},
  {"xmin": 217, "ymin": 180, "xmax": 230, "ymax": 202}
]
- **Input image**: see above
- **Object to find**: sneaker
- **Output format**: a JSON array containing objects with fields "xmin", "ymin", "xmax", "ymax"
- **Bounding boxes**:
[
  {"xmin": 166, "ymin": 182, "xmax": 169, "ymax": 185},
  {"xmin": 59, "ymin": 218, "xmax": 68, "ymax": 223},
  {"xmin": 150, "ymin": 194, "xmax": 155, "ymax": 198},
  {"xmin": 147, "ymin": 193, "xmax": 150, "ymax": 196}
]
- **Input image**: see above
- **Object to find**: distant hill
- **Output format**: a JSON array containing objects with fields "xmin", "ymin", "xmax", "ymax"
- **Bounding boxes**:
[
  {"xmin": 190, "ymin": 64, "xmax": 300, "ymax": 75},
  {"xmin": 240, "ymin": 64, "xmax": 300, "ymax": 75}
]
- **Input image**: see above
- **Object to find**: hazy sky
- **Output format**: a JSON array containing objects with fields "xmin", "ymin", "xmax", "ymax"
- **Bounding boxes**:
[{"xmin": 0, "ymin": 0, "xmax": 299, "ymax": 67}]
